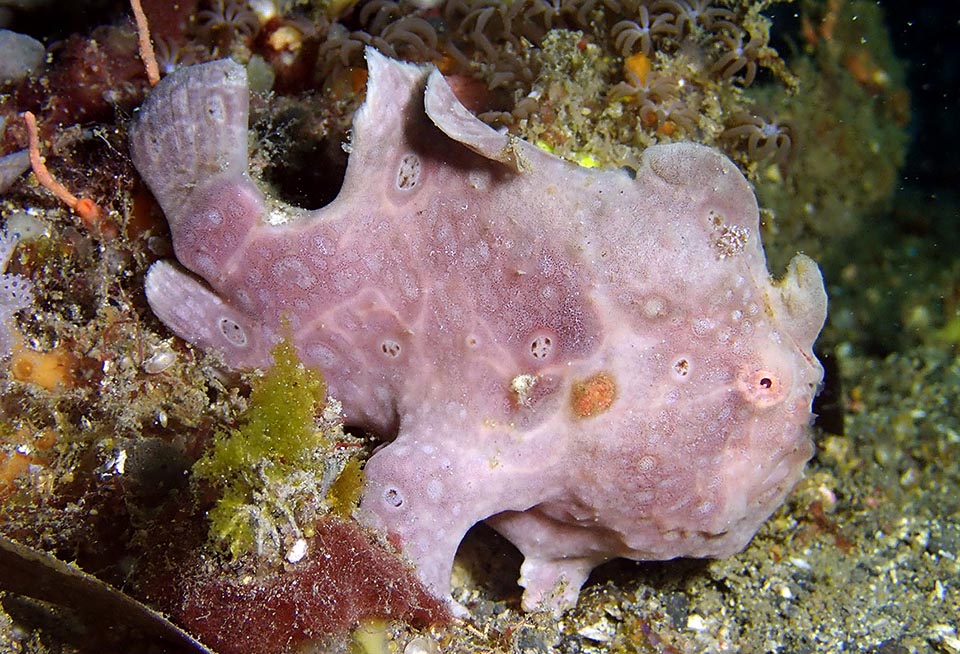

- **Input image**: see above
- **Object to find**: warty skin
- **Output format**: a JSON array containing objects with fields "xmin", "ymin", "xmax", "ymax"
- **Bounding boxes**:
[{"xmin": 130, "ymin": 48, "xmax": 827, "ymax": 614}]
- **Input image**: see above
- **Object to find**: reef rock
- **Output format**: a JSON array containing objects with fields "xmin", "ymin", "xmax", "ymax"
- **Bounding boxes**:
[{"xmin": 130, "ymin": 49, "xmax": 827, "ymax": 613}]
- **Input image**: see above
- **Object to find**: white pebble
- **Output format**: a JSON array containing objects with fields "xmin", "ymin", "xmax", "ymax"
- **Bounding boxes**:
[
  {"xmin": 143, "ymin": 348, "xmax": 177, "ymax": 374},
  {"xmin": 285, "ymin": 538, "xmax": 308, "ymax": 563},
  {"xmin": 404, "ymin": 636, "xmax": 440, "ymax": 654},
  {"xmin": 686, "ymin": 614, "xmax": 707, "ymax": 631}
]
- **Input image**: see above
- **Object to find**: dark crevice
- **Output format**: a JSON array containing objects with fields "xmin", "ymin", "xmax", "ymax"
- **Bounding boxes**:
[{"xmin": 262, "ymin": 133, "xmax": 350, "ymax": 211}]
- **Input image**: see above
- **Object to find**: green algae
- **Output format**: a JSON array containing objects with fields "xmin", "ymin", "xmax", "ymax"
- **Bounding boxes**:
[
  {"xmin": 192, "ymin": 339, "xmax": 363, "ymax": 560},
  {"xmin": 193, "ymin": 340, "xmax": 328, "ymax": 482}
]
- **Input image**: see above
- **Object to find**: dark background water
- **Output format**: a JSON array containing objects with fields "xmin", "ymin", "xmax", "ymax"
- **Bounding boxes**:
[{"xmin": 884, "ymin": 2, "xmax": 960, "ymax": 193}]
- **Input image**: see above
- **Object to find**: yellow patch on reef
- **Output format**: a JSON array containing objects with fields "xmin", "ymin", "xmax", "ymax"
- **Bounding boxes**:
[
  {"xmin": 0, "ymin": 424, "xmax": 56, "ymax": 498},
  {"xmin": 575, "ymin": 153, "xmax": 600, "ymax": 168},
  {"xmin": 624, "ymin": 52, "xmax": 652, "ymax": 85},
  {"xmin": 322, "ymin": 0, "xmax": 360, "ymax": 18},
  {"xmin": 535, "ymin": 139, "xmax": 600, "ymax": 168},
  {"xmin": 349, "ymin": 618, "xmax": 389, "ymax": 654},
  {"xmin": 327, "ymin": 457, "xmax": 364, "ymax": 518},
  {"xmin": 570, "ymin": 372, "xmax": 617, "ymax": 418},
  {"xmin": 9, "ymin": 343, "xmax": 79, "ymax": 392}
]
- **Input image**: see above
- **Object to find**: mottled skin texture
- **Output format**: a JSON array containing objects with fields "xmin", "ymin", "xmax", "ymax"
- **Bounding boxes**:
[{"xmin": 130, "ymin": 50, "xmax": 827, "ymax": 614}]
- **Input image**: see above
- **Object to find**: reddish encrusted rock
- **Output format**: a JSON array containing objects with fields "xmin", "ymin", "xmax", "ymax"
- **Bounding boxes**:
[{"xmin": 144, "ymin": 517, "xmax": 448, "ymax": 654}]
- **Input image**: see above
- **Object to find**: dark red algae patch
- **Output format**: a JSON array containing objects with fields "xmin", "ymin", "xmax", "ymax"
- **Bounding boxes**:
[{"xmin": 140, "ymin": 516, "xmax": 450, "ymax": 654}]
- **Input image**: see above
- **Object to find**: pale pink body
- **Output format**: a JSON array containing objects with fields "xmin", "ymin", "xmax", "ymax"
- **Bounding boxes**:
[{"xmin": 130, "ymin": 50, "xmax": 827, "ymax": 613}]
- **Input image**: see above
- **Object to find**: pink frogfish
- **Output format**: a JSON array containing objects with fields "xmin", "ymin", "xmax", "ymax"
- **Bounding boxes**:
[{"xmin": 130, "ymin": 48, "xmax": 827, "ymax": 614}]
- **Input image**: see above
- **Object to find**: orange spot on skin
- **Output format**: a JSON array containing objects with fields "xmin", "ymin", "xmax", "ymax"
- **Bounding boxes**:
[{"xmin": 571, "ymin": 372, "xmax": 617, "ymax": 418}]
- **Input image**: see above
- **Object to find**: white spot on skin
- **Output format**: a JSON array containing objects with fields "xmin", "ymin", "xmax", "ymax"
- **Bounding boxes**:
[
  {"xmin": 313, "ymin": 234, "xmax": 334, "ymax": 255},
  {"xmin": 427, "ymin": 479, "xmax": 443, "ymax": 501},
  {"xmin": 204, "ymin": 208, "xmax": 223, "ymax": 226},
  {"xmin": 468, "ymin": 169, "xmax": 490, "ymax": 190},
  {"xmin": 332, "ymin": 268, "xmax": 358, "ymax": 293},
  {"xmin": 195, "ymin": 253, "xmax": 217, "ymax": 278},
  {"xmin": 400, "ymin": 273, "xmax": 419, "ymax": 300},
  {"xmin": 380, "ymin": 339, "xmax": 402, "ymax": 358},
  {"xmin": 235, "ymin": 288, "xmax": 255, "ymax": 312},
  {"xmin": 306, "ymin": 343, "xmax": 336, "ymax": 366},
  {"xmin": 539, "ymin": 256, "xmax": 556, "ymax": 276},
  {"xmin": 692, "ymin": 318, "xmax": 715, "ymax": 336},
  {"xmin": 273, "ymin": 256, "xmax": 316, "ymax": 289},
  {"xmin": 397, "ymin": 153, "xmax": 422, "ymax": 189},
  {"xmin": 643, "ymin": 297, "xmax": 667, "ymax": 319},
  {"xmin": 475, "ymin": 241, "xmax": 489, "ymax": 261},
  {"xmin": 374, "ymin": 385, "xmax": 391, "ymax": 405},
  {"xmin": 383, "ymin": 487, "xmax": 403, "ymax": 508},
  {"xmin": 510, "ymin": 373, "xmax": 539, "ymax": 406},
  {"xmin": 218, "ymin": 317, "xmax": 248, "ymax": 346}
]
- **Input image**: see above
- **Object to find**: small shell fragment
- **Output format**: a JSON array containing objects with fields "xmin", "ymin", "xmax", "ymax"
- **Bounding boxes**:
[
  {"xmin": 143, "ymin": 348, "xmax": 177, "ymax": 374},
  {"xmin": 285, "ymin": 538, "xmax": 308, "ymax": 564}
]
